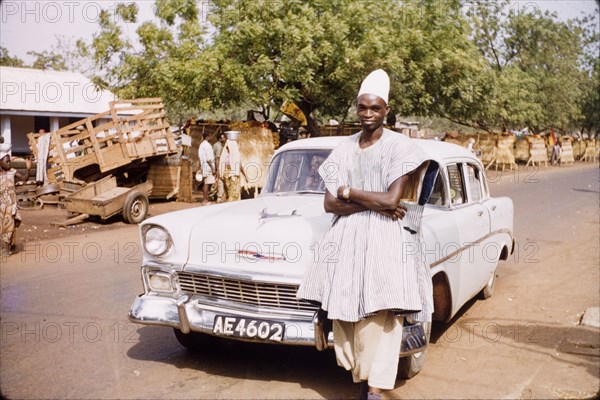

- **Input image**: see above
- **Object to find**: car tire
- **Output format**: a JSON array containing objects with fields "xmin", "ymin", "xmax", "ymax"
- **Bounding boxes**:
[
  {"xmin": 122, "ymin": 190, "xmax": 149, "ymax": 224},
  {"xmin": 479, "ymin": 268, "xmax": 497, "ymax": 300},
  {"xmin": 397, "ymin": 322, "xmax": 431, "ymax": 380},
  {"xmin": 173, "ymin": 329, "xmax": 216, "ymax": 351}
]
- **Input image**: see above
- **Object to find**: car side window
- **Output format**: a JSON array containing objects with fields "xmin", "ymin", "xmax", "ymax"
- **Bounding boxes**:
[
  {"xmin": 465, "ymin": 164, "xmax": 483, "ymax": 203},
  {"xmin": 447, "ymin": 164, "xmax": 465, "ymax": 205},
  {"xmin": 426, "ymin": 171, "xmax": 446, "ymax": 206}
]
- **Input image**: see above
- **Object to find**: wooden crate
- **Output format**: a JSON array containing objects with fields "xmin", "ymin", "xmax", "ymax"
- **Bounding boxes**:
[
  {"xmin": 526, "ymin": 138, "xmax": 548, "ymax": 167},
  {"xmin": 147, "ymin": 159, "xmax": 193, "ymax": 202},
  {"xmin": 148, "ymin": 164, "xmax": 181, "ymax": 199},
  {"xmin": 28, "ymin": 98, "xmax": 178, "ymax": 183},
  {"xmin": 559, "ymin": 138, "xmax": 575, "ymax": 164},
  {"xmin": 573, "ymin": 139, "xmax": 587, "ymax": 160},
  {"xmin": 581, "ymin": 139, "xmax": 599, "ymax": 162}
]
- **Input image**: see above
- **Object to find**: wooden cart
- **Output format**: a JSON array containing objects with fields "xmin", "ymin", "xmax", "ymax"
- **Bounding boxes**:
[
  {"xmin": 28, "ymin": 98, "xmax": 178, "ymax": 184},
  {"xmin": 62, "ymin": 176, "xmax": 153, "ymax": 225}
]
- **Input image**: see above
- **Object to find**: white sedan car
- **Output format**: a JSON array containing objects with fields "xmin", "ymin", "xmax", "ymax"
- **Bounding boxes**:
[{"xmin": 129, "ymin": 136, "xmax": 514, "ymax": 379}]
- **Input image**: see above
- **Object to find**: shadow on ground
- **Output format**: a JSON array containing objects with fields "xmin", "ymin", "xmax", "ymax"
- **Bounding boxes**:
[{"xmin": 127, "ymin": 326, "xmax": 355, "ymax": 399}]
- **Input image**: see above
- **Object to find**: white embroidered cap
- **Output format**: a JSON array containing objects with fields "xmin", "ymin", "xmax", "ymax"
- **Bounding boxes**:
[{"xmin": 357, "ymin": 69, "xmax": 390, "ymax": 104}]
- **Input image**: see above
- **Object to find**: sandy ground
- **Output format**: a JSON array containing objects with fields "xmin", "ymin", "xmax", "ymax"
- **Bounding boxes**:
[{"xmin": 15, "ymin": 199, "xmax": 199, "ymax": 245}]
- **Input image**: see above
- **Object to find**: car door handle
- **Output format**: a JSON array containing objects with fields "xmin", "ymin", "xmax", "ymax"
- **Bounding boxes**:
[
  {"xmin": 477, "ymin": 211, "xmax": 484, "ymax": 216},
  {"xmin": 491, "ymin": 205, "xmax": 497, "ymax": 211}
]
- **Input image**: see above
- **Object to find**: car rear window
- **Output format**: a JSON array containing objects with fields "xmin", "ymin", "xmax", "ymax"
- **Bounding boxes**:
[{"xmin": 447, "ymin": 164, "xmax": 465, "ymax": 205}]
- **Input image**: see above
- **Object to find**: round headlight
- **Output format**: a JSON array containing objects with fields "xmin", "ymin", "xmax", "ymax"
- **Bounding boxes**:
[{"xmin": 144, "ymin": 226, "xmax": 171, "ymax": 256}]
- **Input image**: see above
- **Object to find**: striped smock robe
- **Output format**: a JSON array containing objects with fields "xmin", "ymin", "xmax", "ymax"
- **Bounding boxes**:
[{"xmin": 297, "ymin": 129, "xmax": 434, "ymax": 323}]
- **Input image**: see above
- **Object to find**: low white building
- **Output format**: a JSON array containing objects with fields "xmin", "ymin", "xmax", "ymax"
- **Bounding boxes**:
[{"xmin": 0, "ymin": 66, "xmax": 117, "ymax": 154}]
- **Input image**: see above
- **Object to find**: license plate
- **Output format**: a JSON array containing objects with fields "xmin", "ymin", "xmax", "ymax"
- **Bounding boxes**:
[{"xmin": 212, "ymin": 315, "xmax": 285, "ymax": 342}]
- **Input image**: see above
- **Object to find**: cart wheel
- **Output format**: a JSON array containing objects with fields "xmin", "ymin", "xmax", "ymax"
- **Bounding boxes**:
[{"xmin": 122, "ymin": 191, "xmax": 149, "ymax": 224}]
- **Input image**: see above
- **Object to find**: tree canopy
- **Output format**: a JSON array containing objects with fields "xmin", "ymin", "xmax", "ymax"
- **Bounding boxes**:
[
  {"xmin": 466, "ymin": 0, "xmax": 597, "ymax": 133},
  {"xmin": 78, "ymin": 0, "xmax": 598, "ymax": 135},
  {"xmin": 0, "ymin": 47, "xmax": 25, "ymax": 67},
  {"xmin": 1, "ymin": 37, "xmax": 90, "ymax": 72}
]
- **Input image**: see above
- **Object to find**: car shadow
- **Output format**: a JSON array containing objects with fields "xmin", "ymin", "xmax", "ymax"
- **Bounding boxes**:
[{"xmin": 127, "ymin": 326, "xmax": 355, "ymax": 399}]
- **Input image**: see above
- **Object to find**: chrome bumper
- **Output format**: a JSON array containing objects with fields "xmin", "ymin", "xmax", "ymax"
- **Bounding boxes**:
[{"xmin": 128, "ymin": 294, "xmax": 427, "ymax": 355}]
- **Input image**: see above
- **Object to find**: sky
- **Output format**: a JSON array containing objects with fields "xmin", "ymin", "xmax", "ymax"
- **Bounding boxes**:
[{"xmin": 1, "ymin": 0, "xmax": 599, "ymax": 65}]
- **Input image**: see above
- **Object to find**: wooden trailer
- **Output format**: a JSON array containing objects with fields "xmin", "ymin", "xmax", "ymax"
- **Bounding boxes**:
[{"xmin": 58, "ymin": 176, "xmax": 153, "ymax": 226}]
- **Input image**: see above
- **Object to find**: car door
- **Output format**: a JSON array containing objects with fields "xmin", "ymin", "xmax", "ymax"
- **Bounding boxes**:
[{"xmin": 446, "ymin": 163, "xmax": 493, "ymax": 307}]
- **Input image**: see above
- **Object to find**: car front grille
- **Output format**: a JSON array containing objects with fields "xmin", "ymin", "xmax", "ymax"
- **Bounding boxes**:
[{"xmin": 176, "ymin": 272, "xmax": 318, "ymax": 313}]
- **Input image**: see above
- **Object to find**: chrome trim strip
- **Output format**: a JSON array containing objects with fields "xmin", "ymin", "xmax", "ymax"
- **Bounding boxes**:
[{"xmin": 430, "ymin": 228, "xmax": 514, "ymax": 268}]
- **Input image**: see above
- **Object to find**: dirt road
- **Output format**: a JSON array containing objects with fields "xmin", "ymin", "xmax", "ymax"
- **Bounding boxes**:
[{"xmin": 1, "ymin": 163, "xmax": 598, "ymax": 399}]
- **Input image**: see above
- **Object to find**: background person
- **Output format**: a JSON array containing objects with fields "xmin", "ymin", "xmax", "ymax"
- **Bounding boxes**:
[
  {"xmin": 198, "ymin": 132, "xmax": 216, "ymax": 205},
  {"xmin": 213, "ymin": 133, "xmax": 227, "ymax": 203},
  {"xmin": 0, "ymin": 143, "xmax": 32, "ymax": 257},
  {"xmin": 551, "ymin": 139, "xmax": 562, "ymax": 165},
  {"xmin": 219, "ymin": 131, "xmax": 248, "ymax": 202}
]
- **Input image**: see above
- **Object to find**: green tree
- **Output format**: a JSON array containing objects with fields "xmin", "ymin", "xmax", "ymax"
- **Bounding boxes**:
[
  {"xmin": 467, "ymin": 0, "xmax": 590, "ymax": 133},
  {"xmin": 579, "ymin": 60, "xmax": 600, "ymax": 135},
  {"xmin": 28, "ymin": 50, "xmax": 67, "ymax": 71},
  {"xmin": 0, "ymin": 47, "xmax": 25, "ymax": 67},
  {"xmin": 575, "ymin": 11, "xmax": 600, "ymax": 135},
  {"xmin": 86, "ymin": 0, "xmax": 483, "ymax": 134},
  {"xmin": 25, "ymin": 36, "xmax": 90, "ymax": 72},
  {"xmin": 83, "ymin": 1, "xmax": 209, "ymax": 125}
]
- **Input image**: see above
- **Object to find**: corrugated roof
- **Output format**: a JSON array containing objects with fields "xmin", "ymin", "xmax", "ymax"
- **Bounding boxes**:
[{"xmin": 0, "ymin": 66, "xmax": 117, "ymax": 115}]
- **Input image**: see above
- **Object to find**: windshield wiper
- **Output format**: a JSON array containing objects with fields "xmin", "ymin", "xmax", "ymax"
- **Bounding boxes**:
[{"xmin": 294, "ymin": 190, "xmax": 324, "ymax": 194}]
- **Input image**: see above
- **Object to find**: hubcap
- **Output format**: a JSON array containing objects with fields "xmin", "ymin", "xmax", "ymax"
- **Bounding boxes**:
[{"xmin": 132, "ymin": 200, "xmax": 143, "ymax": 217}]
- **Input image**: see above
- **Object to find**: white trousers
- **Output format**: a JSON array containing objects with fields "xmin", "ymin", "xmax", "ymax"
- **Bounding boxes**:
[{"xmin": 333, "ymin": 311, "xmax": 404, "ymax": 390}]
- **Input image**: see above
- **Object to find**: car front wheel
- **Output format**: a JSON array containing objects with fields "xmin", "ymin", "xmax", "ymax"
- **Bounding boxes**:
[{"xmin": 397, "ymin": 322, "xmax": 431, "ymax": 379}]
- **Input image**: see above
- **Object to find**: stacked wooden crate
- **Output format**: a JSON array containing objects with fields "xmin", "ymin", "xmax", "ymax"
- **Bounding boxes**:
[
  {"xmin": 559, "ymin": 137, "xmax": 575, "ymax": 164},
  {"xmin": 581, "ymin": 139, "xmax": 598, "ymax": 162},
  {"xmin": 526, "ymin": 137, "xmax": 548, "ymax": 167}
]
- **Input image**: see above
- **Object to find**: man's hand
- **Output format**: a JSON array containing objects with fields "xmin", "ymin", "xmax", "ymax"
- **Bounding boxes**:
[
  {"xmin": 25, "ymin": 157, "xmax": 32, "ymax": 170},
  {"xmin": 378, "ymin": 204, "xmax": 407, "ymax": 220}
]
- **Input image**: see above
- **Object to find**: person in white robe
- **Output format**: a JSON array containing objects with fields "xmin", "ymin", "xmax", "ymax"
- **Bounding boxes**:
[{"xmin": 298, "ymin": 69, "xmax": 437, "ymax": 399}]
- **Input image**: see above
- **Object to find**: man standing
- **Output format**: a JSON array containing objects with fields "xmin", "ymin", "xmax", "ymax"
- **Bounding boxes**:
[
  {"xmin": 198, "ymin": 132, "xmax": 216, "ymax": 205},
  {"xmin": 219, "ymin": 131, "xmax": 248, "ymax": 202},
  {"xmin": 212, "ymin": 133, "xmax": 227, "ymax": 203},
  {"xmin": 298, "ymin": 70, "xmax": 435, "ymax": 399}
]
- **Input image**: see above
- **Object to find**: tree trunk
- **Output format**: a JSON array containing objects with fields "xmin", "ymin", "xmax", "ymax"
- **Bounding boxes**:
[
  {"xmin": 387, "ymin": 106, "xmax": 397, "ymax": 126},
  {"xmin": 299, "ymin": 99, "xmax": 321, "ymax": 137}
]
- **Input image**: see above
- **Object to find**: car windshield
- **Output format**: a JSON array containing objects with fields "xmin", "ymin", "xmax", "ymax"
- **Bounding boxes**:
[{"xmin": 263, "ymin": 149, "xmax": 332, "ymax": 194}]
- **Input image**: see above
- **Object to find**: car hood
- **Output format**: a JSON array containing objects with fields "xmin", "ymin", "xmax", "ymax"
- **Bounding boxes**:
[{"xmin": 183, "ymin": 195, "xmax": 330, "ymax": 281}]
